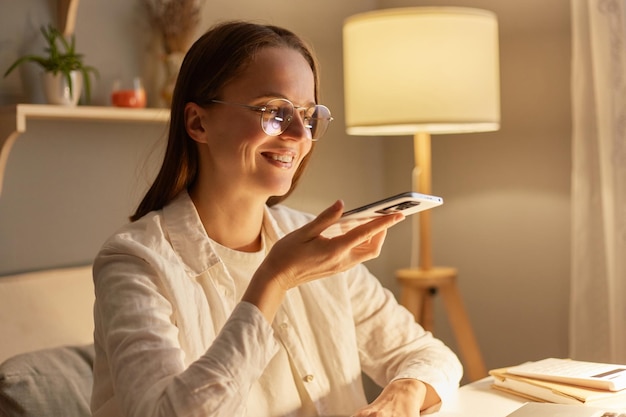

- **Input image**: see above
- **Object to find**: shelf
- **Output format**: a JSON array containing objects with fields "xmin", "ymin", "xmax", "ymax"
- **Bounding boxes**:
[{"xmin": 0, "ymin": 104, "xmax": 169, "ymax": 196}]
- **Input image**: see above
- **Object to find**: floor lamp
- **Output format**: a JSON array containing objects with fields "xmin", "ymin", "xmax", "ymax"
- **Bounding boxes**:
[{"xmin": 343, "ymin": 7, "xmax": 500, "ymax": 382}]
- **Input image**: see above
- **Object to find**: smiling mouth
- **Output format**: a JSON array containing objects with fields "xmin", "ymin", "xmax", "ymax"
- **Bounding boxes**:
[{"xmin": 264, "ymin": 153, "xmax": 295, "ymax": 164}]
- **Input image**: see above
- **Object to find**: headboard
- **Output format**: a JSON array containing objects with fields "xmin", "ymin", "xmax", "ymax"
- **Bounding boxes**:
[{"xmin": 0, "ymin": 265, "xmax": 94, "ymax": 363}]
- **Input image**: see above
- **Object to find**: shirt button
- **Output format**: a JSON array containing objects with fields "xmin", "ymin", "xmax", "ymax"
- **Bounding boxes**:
[
  {"xmin": 303, "ymin": 374, "xmax": 314, "ymax": 383},
  {"xmin": 279, "ymin": 322, "xmax": 289, "ymax": 330}
]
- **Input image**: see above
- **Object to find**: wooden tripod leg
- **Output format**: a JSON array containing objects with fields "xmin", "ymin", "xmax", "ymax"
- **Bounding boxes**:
[
  {"xmin": 421, "ymin": 288, "xmax": 435, "ymax": 333},
  {"xmin": 439, "ymin": 281, "xmax": 487, "ymax": 381},
  {"xmin": 401, "ymin": 287, "xmax": 424, "ymax": 323}
]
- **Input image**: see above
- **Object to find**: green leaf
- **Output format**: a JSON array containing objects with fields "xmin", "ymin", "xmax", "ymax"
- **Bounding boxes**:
[{"xmin": 4, "ymin": 24, "xmax": 99, "ymax": 104}]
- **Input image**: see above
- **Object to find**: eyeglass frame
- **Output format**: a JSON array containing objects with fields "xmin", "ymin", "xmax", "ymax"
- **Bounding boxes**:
[{"xmin": 209, "ymin": 98, "xmax": 333, "ymax": 141}]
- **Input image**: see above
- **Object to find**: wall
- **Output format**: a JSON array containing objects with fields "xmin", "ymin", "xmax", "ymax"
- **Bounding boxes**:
[{"xmin": 0, "ymin": 0, "xmax": 572, "ymax": 389}]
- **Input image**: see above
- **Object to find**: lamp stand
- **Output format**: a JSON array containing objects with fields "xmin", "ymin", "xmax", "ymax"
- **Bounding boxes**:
[{"xmin": 396, "ymin": 132, "xmax": 487, "ymax": 382}]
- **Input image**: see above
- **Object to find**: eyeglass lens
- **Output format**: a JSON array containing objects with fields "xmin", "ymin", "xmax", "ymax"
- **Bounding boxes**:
[{"xmin": 262, "ymin": 99, "xmax": 332, "ymax": 140}]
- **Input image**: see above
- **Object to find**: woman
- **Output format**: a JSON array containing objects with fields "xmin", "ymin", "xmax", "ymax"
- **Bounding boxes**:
[{"xmin": 91, "ymin": 20, "xmax": 462, "ymax": 417}]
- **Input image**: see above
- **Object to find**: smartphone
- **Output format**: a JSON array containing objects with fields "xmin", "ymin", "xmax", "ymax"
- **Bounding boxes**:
[
  {"xmin": 322, "ymin": 192, "xmax": 443, "ymax": 237},
  {"xmin": 341, "ymin": 191, "xmax": 443, "ymax": 220}
]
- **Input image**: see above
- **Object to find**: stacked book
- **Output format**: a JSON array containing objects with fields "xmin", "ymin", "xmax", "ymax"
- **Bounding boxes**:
[{"xmin": 489, "ymin": 358, "xmax": 626, "ymax": 408}]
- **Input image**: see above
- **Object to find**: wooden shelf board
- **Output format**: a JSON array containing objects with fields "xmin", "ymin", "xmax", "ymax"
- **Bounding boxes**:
[{"xmin": 2, "ymin": 103, "xmax": 169, "ymax": 124}]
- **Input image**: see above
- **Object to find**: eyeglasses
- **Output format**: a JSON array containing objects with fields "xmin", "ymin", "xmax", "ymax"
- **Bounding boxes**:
[{"xmin": 210, "ymin": 98, "xmax": 333, "ymax": 141}]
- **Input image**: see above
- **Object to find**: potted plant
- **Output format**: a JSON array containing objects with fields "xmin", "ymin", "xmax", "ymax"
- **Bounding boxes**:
[{"xmin": 3, "ymin": 24, "xmax": 98, "ymax": 105}]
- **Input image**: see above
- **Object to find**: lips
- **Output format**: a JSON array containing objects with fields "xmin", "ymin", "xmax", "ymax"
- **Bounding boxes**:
[{"xmin": 261, "ymin": 151, "xmax": 297, "ymax": 167}]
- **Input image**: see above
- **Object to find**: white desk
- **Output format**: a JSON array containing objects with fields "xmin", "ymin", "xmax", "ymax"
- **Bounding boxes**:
[
  {"xmin": 437, "ymin": 377, "xmax": 527, "ymax": 416},
  {"xmin": 440, "ymin": 377, "xmax": 626, "ymax": 416}
]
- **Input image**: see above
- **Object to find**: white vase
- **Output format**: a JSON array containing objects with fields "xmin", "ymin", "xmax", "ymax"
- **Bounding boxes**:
[{"xmin": 42, "ymin": 71, "xmax": 82, "ymax": 106}]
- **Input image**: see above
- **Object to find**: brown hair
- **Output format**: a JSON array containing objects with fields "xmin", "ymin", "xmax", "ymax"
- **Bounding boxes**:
[{"xmin": 130, "ymin": 20, "xmax": 320, "ymax": 221}]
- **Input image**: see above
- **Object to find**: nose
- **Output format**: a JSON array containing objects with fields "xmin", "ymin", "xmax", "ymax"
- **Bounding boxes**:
[{"xmin": 280, "ymin": 110, "xmax": 311, "ymax": 141}]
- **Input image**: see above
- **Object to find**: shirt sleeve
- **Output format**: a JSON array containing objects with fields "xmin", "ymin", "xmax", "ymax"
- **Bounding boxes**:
[
  {"xmin": 92, "ymin": 249, "xmax": 280, "ymax": 417},
  {"xmin": 347, "ymin": 264, "xmax": 463, "ymax": 408}
]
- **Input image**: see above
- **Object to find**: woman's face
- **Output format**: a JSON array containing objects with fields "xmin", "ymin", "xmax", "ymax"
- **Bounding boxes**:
[{"xmin": 197, "ymin": 46, "xmax": 316, "ymax": 200}]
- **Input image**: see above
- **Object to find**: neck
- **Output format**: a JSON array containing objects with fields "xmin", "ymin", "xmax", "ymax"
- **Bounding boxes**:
[{"xmin": 189, "ymin": 185, "xmax": 266, "ymax": 252}]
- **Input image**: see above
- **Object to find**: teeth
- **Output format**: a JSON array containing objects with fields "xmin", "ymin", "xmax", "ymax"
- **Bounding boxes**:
[{"xmin": 270, "ymin": 154, "xmax": 294, "ymax": 163}]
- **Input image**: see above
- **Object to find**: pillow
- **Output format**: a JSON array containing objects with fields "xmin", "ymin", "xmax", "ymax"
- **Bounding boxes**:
[{"xmin": 0, "ymin": 344, "xmax": 94, "ymax": 417}]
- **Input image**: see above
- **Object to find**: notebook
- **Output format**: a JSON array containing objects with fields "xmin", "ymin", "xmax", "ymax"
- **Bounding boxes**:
[
  {"xmin": 506, "ymin": 358, "xmax": 626, "ymax": 391},
  {"xmin": 506, "ymin": 402, "xmax": 626, "ymax": 417}
]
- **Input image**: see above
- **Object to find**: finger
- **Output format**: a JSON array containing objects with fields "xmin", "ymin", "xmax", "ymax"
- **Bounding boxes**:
[
  {"xmin": 302, "ymin": 200, "xmax": 345, "ymax": 237},
  {"xmin": 346, "ymin": 229, "xmax": 388, "ymax": 262},
  {"xmin": 341, "ymin": 212, "xmax": 404, "ymax": 246}
]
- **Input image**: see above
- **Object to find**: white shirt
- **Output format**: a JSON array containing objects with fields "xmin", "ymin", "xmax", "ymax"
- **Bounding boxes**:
[
  {"xmin": 211, "ymin": 232, "xmax": 316, "ymax": 417},
  {"xmin": 91, "ymin": 191, "xmax": 462, "ymax": 417}
]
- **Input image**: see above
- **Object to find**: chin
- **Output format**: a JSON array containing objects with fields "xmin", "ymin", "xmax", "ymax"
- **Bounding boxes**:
[
  {"xmin": 259, "ymin": 174, "xmax": 295, "ymax": 199},
  {"xmin": 267, "ymin": 184, "xmax": 293, "ymax": 200}
]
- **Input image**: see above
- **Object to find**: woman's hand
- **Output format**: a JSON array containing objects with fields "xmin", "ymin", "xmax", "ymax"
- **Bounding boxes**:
[
  {"xmin": 242, "ymin": 200, "xmax": 404, "ymax": 322},
  {"xmin": 269, "ymin": 200, "xmax": 404, "ymax": 290},
  {"xmin": 353, "ymin": 379, "xmax": 440, "ymax": 417}
]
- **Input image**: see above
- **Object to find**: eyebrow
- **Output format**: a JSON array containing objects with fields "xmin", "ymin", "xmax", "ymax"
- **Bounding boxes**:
[{"xmin": 254, "ymin": 92, "xmax": 316, "ymax": 107}]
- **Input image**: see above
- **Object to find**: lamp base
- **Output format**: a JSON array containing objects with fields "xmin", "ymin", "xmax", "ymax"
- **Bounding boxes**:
[{"xmin": 396, "ymin": 266, "xmax": 487, "ymax": 382}]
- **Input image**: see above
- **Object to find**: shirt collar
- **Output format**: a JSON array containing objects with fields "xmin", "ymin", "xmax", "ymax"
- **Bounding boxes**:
[{"xmin": 161, "ymin": 190, "xmax": 286, "ymax": 276}]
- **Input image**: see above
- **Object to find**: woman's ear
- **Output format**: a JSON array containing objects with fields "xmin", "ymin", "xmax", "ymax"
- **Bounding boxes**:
[{"xmin": 184, "ymin": 102, "xmax": 208, "ymax": 144}]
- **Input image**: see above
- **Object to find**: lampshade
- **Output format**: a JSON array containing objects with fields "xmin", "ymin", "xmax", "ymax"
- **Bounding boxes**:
[{"xmin": 343, "ymin": 7, "xmax": 500, "ymax": 136}]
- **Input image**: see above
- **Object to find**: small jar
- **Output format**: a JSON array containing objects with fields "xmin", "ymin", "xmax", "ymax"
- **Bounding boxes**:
[{"xmin": 111, "ymin": 77, "xmax": 146, "ymax": 108}]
